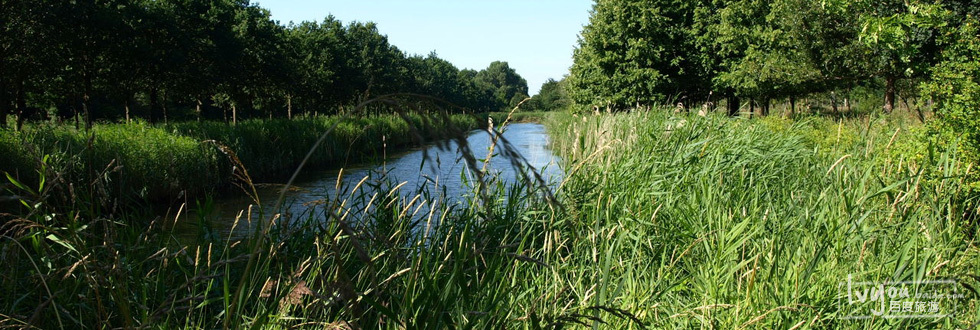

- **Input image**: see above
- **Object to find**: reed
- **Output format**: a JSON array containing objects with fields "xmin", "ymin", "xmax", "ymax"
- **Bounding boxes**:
[
  {"xmin": 537, "ymin": 110, "xmax": 978, "ymax": 328},
  {"xmin": 0, "ymin": 113, "xmax": 480, "ymax": 205},
  {"xmin": 1, "ymin": 109, "xmax": 976, "ymax": 328}
]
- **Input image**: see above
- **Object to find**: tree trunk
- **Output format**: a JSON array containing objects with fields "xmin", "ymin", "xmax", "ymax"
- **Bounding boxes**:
[
  {"xmin": 161, "ymin": 90, "xmax": 168, "ymax": 124},
  {"xmin": 149, "ymin": 87, "xmax": 159, "ymax": 124},
  {"xmin": 232, "ymin": 103, "xmax": 237, "ymax": 125},
  {"xmin": 790, "ymin": 96, "xmax": 796, "ymax": 116},
  {"xmin": 83, "ymin": 74, "xmax": 93, "ymax": 130},
  {"xmin": 73, "ymin": 101, "xmax": 80, "ymax": 130},
  {"xmin": 830, "ymin": 92, "xmax": 838, "ymax": 114},
  {"xmin": 749, "ymin": 98, "xmax": 756, "ymax": 118},
  {"xmin": 727, "ymin": 96, "xmax": 740, "ymax": 116},
  {"xmin": 287, "ymin": 94, "xmax": 292, "ymax": 120},
  {"xmin": 762, "ymin": 98, "xmax": 770, "ymax": 116},
  {"xmin": 0, "ymin": 81, "xmax": 8, "ymax": 129},
  {"xmin": 125, "ymin": 99, "xmax": 130, "ymax": 123},
  {"xmin": 883, "ymin": 75, "xmax": 896, "ymax": 113},
  {"xmin": 0, "ymin": 101, "xmax": 6, "ymax": 129},
  {"xmin": 82, "ymin": 92, "xmax": 91, "ymax": 130},
  {"xmin": 196, "ymin": 98, "xmax": 202, "ymax": 122},
  {"xmin": 15, "ymin": 81, "xmax": 26, "ymax": 131}
]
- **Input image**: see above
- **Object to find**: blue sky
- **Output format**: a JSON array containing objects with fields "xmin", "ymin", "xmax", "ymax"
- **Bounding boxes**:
[{"xmin": 257, "ymin": 0, "xmax": 594, "ymax": 95}]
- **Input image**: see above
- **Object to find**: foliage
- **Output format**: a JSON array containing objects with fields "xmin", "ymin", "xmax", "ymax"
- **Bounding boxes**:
[
  {"xmin": 922, "ymin": 19, "xmax": 980, "ymax": 166},
  {"xmin": 474, "ymin": 61, "xmax": 530, "ymax": 110},
  {"xmin": 568, "ymin": 0, "xmax": 971, "ymax": 116},
  {"xmin": 525, "ymin": 78, "xmax": 572, "ymax": 111},
  {"xmin": 0, "ymin": 113, "xmax": 480, "ymax": 204},
  {"xmin": 0, "ymin": 1, "xmax": 527, "ymax": 127},
  {"xmin": 543, "ymin": 110, "xmax": 978, "ymax": 328},
  {"xmin": 569, "ymin": 0, "xmax": 707, "ymax": 110}
]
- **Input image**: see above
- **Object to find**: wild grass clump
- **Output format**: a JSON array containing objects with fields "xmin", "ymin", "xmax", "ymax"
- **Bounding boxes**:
[
  {"xmin": 534, "ymin": 110, "xmax": 979, "ymax": 328},
  {"xmin": 168, "ymin": 113, "xmax": 481, "ymax": 180},
  {"xmin": 0, "ymin": 120, "xmax": 555, "ymax": 328},
  {"xmin": 487, "ymin": 111, "xmax": 553, "ymax": 124},
  {"xmin": 0, "ymin": 113, "xmax": 481, "ymax": 208},
  {"xmin": 0, "ymin": 122, "xmax": 221, "ymax": 204},
  {"xmin": 3, "ymin": 107, "xmax": 977, "ymax": 328}
]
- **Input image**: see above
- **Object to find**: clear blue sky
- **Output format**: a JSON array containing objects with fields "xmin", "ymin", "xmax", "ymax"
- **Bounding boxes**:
[{"xmin": 256, "ymin": 0, "xmax": 594, "ymax": 95}]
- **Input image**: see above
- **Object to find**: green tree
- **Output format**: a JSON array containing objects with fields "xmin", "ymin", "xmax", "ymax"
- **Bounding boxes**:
[
  {"xmin": 822, "ymin": 0, "xmax": 946, "ymax": 113},
  {"xmin": 476, "ymin": 61, "xmax": 529, "ymax": 110},
  {"xmin": 570, "ymin": 0, "xmax": 708, "ymax": 111},
  {"xmin": 704, "ymin": 0, "xmax": 826, "ymax": 114},
  {"xmin": 922, "ymin": 17, "xmax": 980, "ymax": 161},
  {"xmin": 457, "ymin": 69, "xmax": 498, "ymax": 112},
  {"xmin": 527, "ymin": 78, "xmax": 571, "ymax": 111},
  {"xmin": 0, "ymin": 0, "xmax": 58, "ymax": 129}
]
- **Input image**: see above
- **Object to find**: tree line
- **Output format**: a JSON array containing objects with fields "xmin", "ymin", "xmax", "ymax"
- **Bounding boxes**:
[
  {"xmin": 0, "ymin": 0, "xmax": 531, "ymax": 130},
  {"xmin": 568, "ymin": 0, "xmax": 980, "ymax": 117}
]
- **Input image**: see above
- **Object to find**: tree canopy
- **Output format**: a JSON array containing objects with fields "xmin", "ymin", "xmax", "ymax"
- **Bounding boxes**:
[
  {"xmin": 568, "ymin": 0, "xmax": 976, "ymax": 116},
  {"xmin": 0, "ymin": 0, "xmax": 528, "ymax": 129}
]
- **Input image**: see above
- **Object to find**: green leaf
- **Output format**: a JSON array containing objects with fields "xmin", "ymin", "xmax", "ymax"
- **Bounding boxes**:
[
  {"xmin": 5, "ymin": 172, "xmax": 35, "ymax": 196},
  {"xmin": 46, "ymin": 234, "xmax": 79, "ymax": 254}
]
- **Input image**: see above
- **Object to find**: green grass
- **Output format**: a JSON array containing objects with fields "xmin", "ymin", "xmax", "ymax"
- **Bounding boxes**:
[
  {"xmin": 487, "ymin": 111, "xmax": 553, "ymax": 124},
  {"xmin": 534, "ymin": 110, "xmax": 979, "ymax": 328},
  {"xmin": 1, "ymin": 109, "xmax": 977, "ymax": 328},
  {"xmin": 0, "ymin": 135, "xmax": 548, "ymax": 328},
  {"xmin": 0, "ymin": 122, "xmax": 221, "ymax": 205},
  {"xmin": 0, "ymin": 113, "xmax": 481, "ymax": 204}
]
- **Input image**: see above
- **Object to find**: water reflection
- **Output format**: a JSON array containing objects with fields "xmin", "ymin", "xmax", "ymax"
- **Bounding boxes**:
[{"xmin": 175, "ymin": 122, "xmax": 562, "ymax": 239}]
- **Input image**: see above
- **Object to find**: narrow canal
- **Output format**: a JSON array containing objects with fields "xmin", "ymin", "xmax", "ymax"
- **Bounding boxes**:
[{"xmin": 174, "ymin": 122, "xmax": 563, "ymax": 239}]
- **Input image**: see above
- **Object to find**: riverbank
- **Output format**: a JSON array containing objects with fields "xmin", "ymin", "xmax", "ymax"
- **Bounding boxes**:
[
  {"xmin": 0, "ymin": 113, "xmax": 481, "ymax": 206},
  {"xmin": 2, "ymin": 110, "xmax": 976, "ymax": 328},
  {"xmin": 538, "ymin": 111, "xmax": 978, "ymax": 328},
  {"xmin": 488, "ymin": 110, "xmax": 553, "ymax": 124}
]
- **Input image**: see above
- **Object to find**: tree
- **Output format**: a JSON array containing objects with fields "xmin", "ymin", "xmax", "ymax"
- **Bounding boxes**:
[
  {"xmin": 527, "ymin": 78, "xmax": 571, "ymax": 111},
  {"xmin": 476, "ymin": 61, "xmax": 529, "ymax": 110},
  {"xmin": 704, "ymin": 0, "xmax": 826, "ymax": 114},
  {"xmin": 822, "ymin": 0, "xmax": 945, "ymax": 113},
  {"xmin": 457, "ymin": 69, "xmax": 498, "ymax": 112},
  {"xmin": 0, "ymin": 1, "xmax": 531, "ymax": 125},
  {"xmin": 921, "ymin": 14, "xmax": 980, "ymax": 160},
  {"xmin": 0, "ymin": 0, "xmax": 57, "ymax": 129},
  {"xmin": 569, "ymin": 0, "xmax": 709, "ymax": 111}
]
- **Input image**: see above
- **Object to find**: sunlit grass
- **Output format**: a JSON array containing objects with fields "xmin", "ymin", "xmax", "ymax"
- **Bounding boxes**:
[
  {"xmin": 0, "ymin": 114, "xmax": 480, "ymax": 203},
  {"xmin": 534, "ymin": 110, "xmax": 979, "ymax": 328},
  {"xmin": 2, "ymin": 109, "xmax": 977, "ymax": 328}
]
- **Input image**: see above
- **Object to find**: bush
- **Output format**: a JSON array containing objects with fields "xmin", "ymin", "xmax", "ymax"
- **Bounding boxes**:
[
  {"xmin": 1, "ymin": 113, "xmax": 484, "ymax": 208},
  {"xmin": 923, "ymin": 20, "xmax": 980, "ymax": 165},
  {"xmin": 1, "ymin": 122, "xmax": 221, "ymax": 205}
]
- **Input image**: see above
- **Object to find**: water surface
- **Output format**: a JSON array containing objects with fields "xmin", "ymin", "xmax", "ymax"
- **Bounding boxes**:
[{"xmin": 175, "ymin": 122, "xmax": 562, "ymax": 238}]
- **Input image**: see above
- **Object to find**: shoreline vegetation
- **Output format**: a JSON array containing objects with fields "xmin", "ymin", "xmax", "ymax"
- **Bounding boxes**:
[
  {"xmin": 0, "ymin": 110, "xmax": 550, "ymax": 212},
  {"xmin": 3, "ymin": 0, "xmax": 980, "ymax": 327},
  {"xmin": 0, "ymin": 113, "xmax": 491, "ymax": 206},
  {"xmin": 3, "ymin": 108, "xmax": 977, "ymax": 328}
]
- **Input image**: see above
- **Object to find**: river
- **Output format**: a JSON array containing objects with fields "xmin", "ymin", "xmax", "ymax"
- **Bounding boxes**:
[{"xmin": 172, "ymin": 122, "xmax": 562, "ymax": 239}]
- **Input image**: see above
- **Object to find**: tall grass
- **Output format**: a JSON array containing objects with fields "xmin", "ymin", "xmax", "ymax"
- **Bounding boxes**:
[
  {"xmin": 2, "ymin": 108, "xmax": 977, "ymax": 328},
  {"xmin": 0, "ymin": 116, "xmax": 554, "ymax": 328},
  {"xmin": 0, "ymin": 122, "xmax": 221, "ymax": 206},
  {"xmin": 486, "ymin": 111, "xmax": 553, "ymax": 124},
  {"xmin": 534, "ymin": 110, "xmax": 979, "ymax": 328},
  {"xmin": 0, "ymin": 113, "xmax": 480, "ymax": 205}
]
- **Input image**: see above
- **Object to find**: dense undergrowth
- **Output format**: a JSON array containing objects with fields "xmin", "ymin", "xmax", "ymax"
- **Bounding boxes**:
[
  {"xmin": 539, "ymin": 111, "xmax": 979, "ymax": 328},
  {"xmin": 2, "ymin": 109, "xmax": 978, "ymax": 328},
  {"xmin": 0, "ymin": 113, "xmax": 480, "ymax": 204}
]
